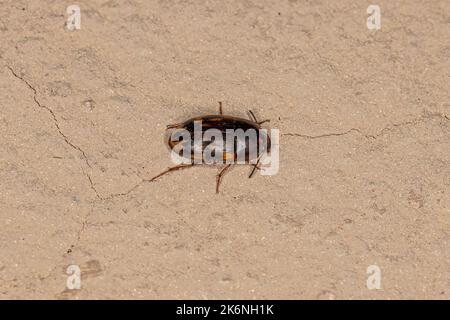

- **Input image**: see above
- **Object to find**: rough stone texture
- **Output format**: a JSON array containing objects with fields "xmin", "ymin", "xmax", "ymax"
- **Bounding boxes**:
[{"xmin": 0, "ymin": 0, "xmax": 449, "ymax": 299}]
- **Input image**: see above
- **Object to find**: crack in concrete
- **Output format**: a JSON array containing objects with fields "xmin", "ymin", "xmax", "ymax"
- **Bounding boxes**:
[
  {"xmin": 96, "ymin": 177, "xmax": 153, "ymax": 201},
  {"xmin": 82, "ymin": 167, "xmax": 149, "ymax": 201},
  {"xmin": 5, "ymin": 67, "xmax": 106, "ymax": 260},
  {"xmin": 6, "ymin": 66, "xmax": 92, "ymax": 168},
  {"xmin": 7, "ymin": 65, "xmax": 448, "ymax": 202},
  {"xmin": 282, "ymin": 113, "xmax": 447, "ymax": 140},
  {"xmin": 5, "ymin": 65, "xmax": 105, "ymax": 203},
  {"xmin": 6, "ymin": 65, "xmax": 145, "ymax": 202},
  {"xmin": 72, "ymin": 205, "xmax": 94, "ymax": 250},
  {"xmin": 77, "ymin": 113, "xmax": 450, "ymax": 201},
  {"xmin": 283, "ymin": 128, "xmax": 364, "ymax": 139},
  {"xmin": 82, "ymin": 167, "xmax": 102, "ymax": 200}
]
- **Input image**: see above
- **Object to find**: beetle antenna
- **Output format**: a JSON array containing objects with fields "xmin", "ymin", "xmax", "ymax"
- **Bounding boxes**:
[{"xmin": 219, "ymin": 101, "xmax": 223, "ymax": 115}]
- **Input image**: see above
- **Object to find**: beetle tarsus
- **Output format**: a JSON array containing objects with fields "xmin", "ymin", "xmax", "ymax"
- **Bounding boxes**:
[{"xmin": 216, "ymin": 164, "xmax": 232, "ymax": 194}]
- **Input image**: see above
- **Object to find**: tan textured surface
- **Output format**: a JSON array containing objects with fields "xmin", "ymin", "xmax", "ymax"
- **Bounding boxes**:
[{"xmin": 0, "ymin": 0, "xmax": 449, "ymax": 299}]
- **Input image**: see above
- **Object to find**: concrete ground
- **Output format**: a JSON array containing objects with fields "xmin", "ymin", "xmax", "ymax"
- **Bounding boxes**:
[{"xmin": 0, "ymin": 0, "xmax": 449, "ymax": 299}]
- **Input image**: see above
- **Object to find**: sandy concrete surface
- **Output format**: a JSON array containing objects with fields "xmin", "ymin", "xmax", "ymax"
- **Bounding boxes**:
[{"xmin": 0, "ymin": 0, "xmax": 449, "ymax": 299}]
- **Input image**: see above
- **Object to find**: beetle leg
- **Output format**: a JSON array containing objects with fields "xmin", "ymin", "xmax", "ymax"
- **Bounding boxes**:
[
  {"xmin": 257, "ymin": 119, "xmax": 270, "ymax": 125},
  {"xmin": 248, "ymin": 110, "xmax": 258, "ymax": 122},
  {"xmin": 249, "ymin": 158, "xmax": 262, "ymax": 178},
  {"xmin": 216, "ymin": 164, "xmax": 232, "ymax": 194},
  {"xmin": 149, "ymin": 163, "xmax": 194, "ymax": 182},
  {"xmin": 219, "ymin": 101, "xmax": 223, "ymax": 115},
  {"xmin": 248, "ymin": 110, "xmax": 270, "ymax": 125},
  {"xmin": 166, "ymin": 123, "xmax": 184, "ymax": 129}
]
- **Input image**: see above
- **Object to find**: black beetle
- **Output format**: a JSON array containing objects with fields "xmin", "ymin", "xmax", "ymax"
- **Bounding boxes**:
[{"xmin": 150, "ymin": 102, "xmax": 271, "ymax": 193}]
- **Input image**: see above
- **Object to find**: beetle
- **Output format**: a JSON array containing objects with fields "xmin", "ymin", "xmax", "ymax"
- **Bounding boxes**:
[{"xmin": 150, "ymin": 102, "xmax": 271, "ymax": 193}]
